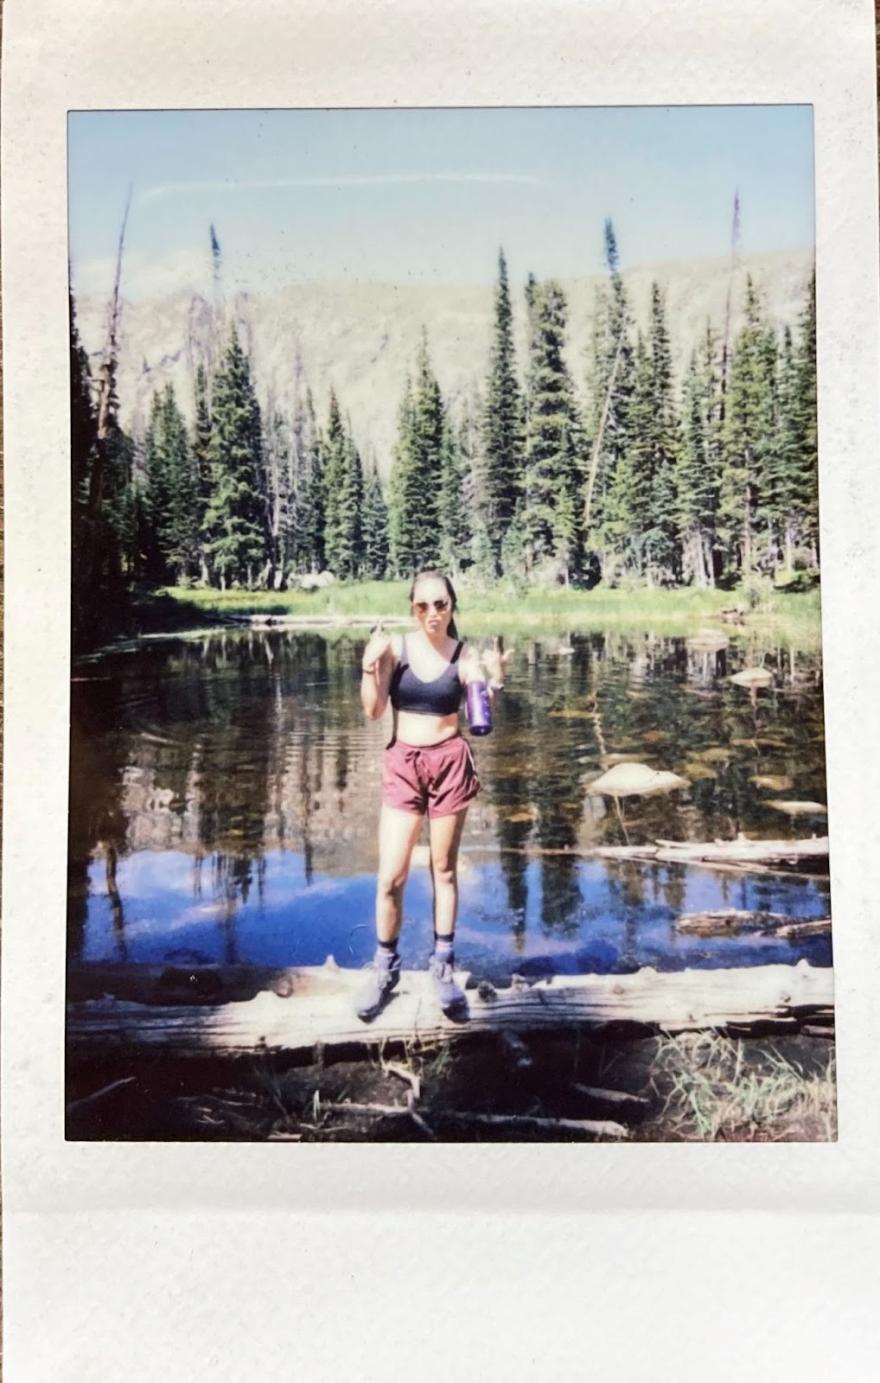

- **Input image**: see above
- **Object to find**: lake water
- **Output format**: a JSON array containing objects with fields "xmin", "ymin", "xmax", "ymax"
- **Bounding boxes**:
[{"xmin": 68, "ymin": 624, "xmax": 831, "ymax": 979}]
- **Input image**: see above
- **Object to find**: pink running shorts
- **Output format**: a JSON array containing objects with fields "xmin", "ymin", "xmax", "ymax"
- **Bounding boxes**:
[{"xmin": 382, "ymin": 734, "xmax": 480, "ymax": 818}]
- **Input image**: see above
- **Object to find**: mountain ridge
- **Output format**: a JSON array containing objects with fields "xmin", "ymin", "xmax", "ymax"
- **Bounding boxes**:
[{"xmin": 76, "ymin": 246, "xmax": 815, "ymax": 479}]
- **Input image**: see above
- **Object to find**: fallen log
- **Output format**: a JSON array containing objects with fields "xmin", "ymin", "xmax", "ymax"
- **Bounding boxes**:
[
  {"xmin": 571, "ymin": 1082, "xmax": 649, "ymax": 1110},
  {"xmin": 66, "ymin": 960, "xmax": 834, "ymax": 1062},
  {"xmin": 65, "ymin": 1076, "xmax": 136, "ymax": 1117},
  {"xmin": 774, "ymin": 918, "xmax": 833, "ymax": 941},
  {"xmin": 675, "ymin": 910, "xmax": 831, "ymax": 937},
  {"xmin": 598, "ymin": 836, "xmax": 829, "ymax": 871},
  {"xmin": 434, "ymin": 1110, "xmax": 629, "ymax": 1140},
  {"xmin": 318, "ymin": 1100, "xmax": 627, "ymax": 1140}
]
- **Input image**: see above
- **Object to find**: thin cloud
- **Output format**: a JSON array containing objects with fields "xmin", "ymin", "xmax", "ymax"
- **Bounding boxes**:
[{"xmin": 139, "ymin": 172, "xmax": 545, "ymax": 203}]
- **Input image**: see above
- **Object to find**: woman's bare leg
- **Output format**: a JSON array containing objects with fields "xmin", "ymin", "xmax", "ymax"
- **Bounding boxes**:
[
  {"xmin": 427, "ymin": 808, "xmax": 468, "ymax": 939},
  {"xmin": 376, "ymin": 804, "xmax": 424, "ymax": 943}
]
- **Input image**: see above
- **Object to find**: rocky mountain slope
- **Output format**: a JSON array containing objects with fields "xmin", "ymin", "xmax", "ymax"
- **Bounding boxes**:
[{"xmin": 76, "ymin": 248, "xmax": 814, "ymax": 478}]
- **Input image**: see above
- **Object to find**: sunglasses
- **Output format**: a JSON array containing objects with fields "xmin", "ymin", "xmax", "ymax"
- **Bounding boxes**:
[{"xmin": 414, "ymin": 598, "xmax": 450, "ymax": 614}]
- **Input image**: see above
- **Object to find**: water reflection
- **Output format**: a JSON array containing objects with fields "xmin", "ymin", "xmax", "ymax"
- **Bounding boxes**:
[{"xmin": 68, "ymin": 626, "xmax": 830, "ymax": 972}]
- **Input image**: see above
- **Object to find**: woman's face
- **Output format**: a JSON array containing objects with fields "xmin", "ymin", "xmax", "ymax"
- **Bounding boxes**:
[{"xmin": 412, "ymin": 577, "xmax": 453, "ymax": 636}]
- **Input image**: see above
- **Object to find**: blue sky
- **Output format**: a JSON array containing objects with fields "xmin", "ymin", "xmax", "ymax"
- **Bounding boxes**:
[{"xmin": 68, "ymin": 106, "xmax": 814, "ymax": 300}]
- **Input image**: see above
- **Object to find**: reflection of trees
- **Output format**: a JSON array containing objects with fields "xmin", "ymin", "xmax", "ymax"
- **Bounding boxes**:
[
  {"xmin": 68, "ymin": 629, "xmax": 378, "ymax": 959},
  {"xmin": 486, "ymin": 635, "xmax": 600, "ymax": 937},
  {"xmin": 69, "ymin": 625, "xmax": 829, "ymax": 961},
  {"xmin": 68, "ymin": 678, "xmax": 132, "ymax": 963},
  {"xmin": 603, "ymin": 860, "xmax": 648, "ymax": 967}
]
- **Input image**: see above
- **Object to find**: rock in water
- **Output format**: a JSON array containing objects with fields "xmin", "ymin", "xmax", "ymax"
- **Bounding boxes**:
[
  {"xmin": 587, "ymin": 762, "xmax": 689, "ymax": 798},
  {"xmin": 750, "ymin": 774, "xmax": 794, "ymax": 791},
  {"xmin": 729, "ymin": 667, "xmax": 773, "ymax": 688}
]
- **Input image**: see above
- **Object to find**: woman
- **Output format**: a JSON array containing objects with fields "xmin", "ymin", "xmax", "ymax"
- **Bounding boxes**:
[{"xmin": 356, "ymin": 569, "xmax": 511, "ymax": 1021}]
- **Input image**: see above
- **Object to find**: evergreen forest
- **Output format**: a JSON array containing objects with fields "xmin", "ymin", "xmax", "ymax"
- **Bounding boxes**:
[{"xmin": 70, "ymin": 220, "xmax": 819, "ymax": 649}]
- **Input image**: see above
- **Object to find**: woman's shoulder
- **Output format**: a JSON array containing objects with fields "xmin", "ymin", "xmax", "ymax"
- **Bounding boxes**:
[{"xmin": 389, "ymin": 632, "xmax": 404, "ymax": 661}]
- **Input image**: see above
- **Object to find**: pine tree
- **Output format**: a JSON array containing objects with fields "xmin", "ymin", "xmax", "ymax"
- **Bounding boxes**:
[
  {"xmin": 719, "ymin": 276, "xmax": 778, "ymax": 577},
  {"xmin": 321, "ymin": 389, "xmax": 347, "ymax": 574},
  {"xmin": 334, "ymin": 427, "xmax": 364, "ymax": 579},
  {"xmin": 674, "ymin": 327, "xmax": 722, "ymax": 586},
  {"xmin": 143, "ymin": 390, "xmax": 166, "ymax": 580},
  {"xmin": 287, "ymin": 373, "xmax": 325, "ymax": 575},
  {"xmin": 437, "ymin": 407, "xmax": 471, "ymax": 574},
  {"xmin": 143, "ymin": 383, "xmax": 199, "ymax": 583},
  {"xmin": 794, "ymin": 269, "xmax": 819, "ymax": 566},
  {"xmin": 469, "ymin": 519, "xmax": 496, "ymax": 585},
  {"xmin": 458, "ymin": 385, "xmax": 488, "ymax": 536},
  {"xmin": 303, "ymin": 388, "xmax": 326, "ymax": 572},
  {"xmin": 586, "ymin": 220, "xmax": 635, "ymax": 553},
  {"xmin": 481, "ymin": 248, "xmax": 524, "ymax": 568},
  {"xmin": 387, "ymin": 333, "xmax": 444, "ymax": 575},
  {"xmin": 321, "ymin": 393, "xmax": 364, "ymax": 579},
  {"xmin": 603, "ymin": 332, "xmax": 652, "ymax": 574},
  {"xmin": 361, "ymin": 462, "xmax": 390, "ymax": 579},
  {"xmin": 551, "ymin": 437, "xmax": 578, "ymax": 584},
  {"xmin": 263, "ymin": 402, "xmax": 291, "ymax": 586},
  {"xmin": 522, "ymin": 279, "xmax": 583, "ymax": 577},
  {"xmin": 192, "ymin": 363, "xmax": 213, "ymax": 582},
  {"xmin": 316, "ymin": 392, "xmax": 365, "ymax": 580},
  {"xmin": 70, "ymin": 289, "xmax": 103, "ymax": 643},
  {"xmin": 643, "ymin": 283, "xmax": 679, "ymax": 582},
  {"xmin": 70, "ymin": 289, "xmax": 98, "ymax": 515},
  {"xmin": 202, "ymin": 326, "xmax": 267, "ymax": 588}
]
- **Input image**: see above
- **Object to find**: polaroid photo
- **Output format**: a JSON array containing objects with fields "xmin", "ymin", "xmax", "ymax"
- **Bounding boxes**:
[{"xmin": 3, "ymin": 1, "xmax": 880, "ymax": 1378}]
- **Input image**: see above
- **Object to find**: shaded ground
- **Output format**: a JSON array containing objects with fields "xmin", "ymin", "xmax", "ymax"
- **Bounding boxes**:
[{"xmin": 66, "ymin": 1029, "xmax": 836, "ymax": 1144}]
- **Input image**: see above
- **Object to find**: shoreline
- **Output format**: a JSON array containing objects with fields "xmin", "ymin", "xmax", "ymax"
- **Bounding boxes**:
[{"xmin": 79, "ymin": 580, "xmax": 823, "ymax": 656}]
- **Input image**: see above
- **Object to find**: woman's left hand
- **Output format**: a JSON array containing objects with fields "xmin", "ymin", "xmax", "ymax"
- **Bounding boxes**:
[{"xmin": 482, "ymin": 636, "xmax": 514, "ymax": 686}]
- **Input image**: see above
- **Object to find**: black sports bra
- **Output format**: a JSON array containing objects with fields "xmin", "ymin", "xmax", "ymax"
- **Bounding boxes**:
[{"xmin": 389, "ymin": 635, "xmax": 464, "ymax": 716}]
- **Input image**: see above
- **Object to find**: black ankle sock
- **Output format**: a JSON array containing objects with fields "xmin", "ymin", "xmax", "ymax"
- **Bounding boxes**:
[
  {"xmin": 378, "ymin": 938, "xmax": 398, "ymax": 954},
  {"xmin": 433, "ymin": 933, "xmax": 455, "ymax": 956}
]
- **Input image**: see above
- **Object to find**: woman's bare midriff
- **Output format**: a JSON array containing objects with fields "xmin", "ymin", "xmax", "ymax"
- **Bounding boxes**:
[{"xmin": 394, "ymin": 709, "xmax": 461, "ymax": 748}]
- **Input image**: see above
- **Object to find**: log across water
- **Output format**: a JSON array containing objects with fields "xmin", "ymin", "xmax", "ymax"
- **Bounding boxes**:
[
  {"xmin": 67, "ymin": 959, "xmax": 834, "ymax": 1062},
  {"xmin": 598, "ymin": 836, "xmax": 829, "ymax": 869},
  {"xmin": 675, "ymin": 910, "xmax": 832, "ymax": 938}
]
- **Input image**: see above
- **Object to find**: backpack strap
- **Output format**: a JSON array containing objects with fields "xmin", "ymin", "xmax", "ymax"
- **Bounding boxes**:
[{"xmin": 450, "ymin": 640, "xmax": 464, "ymax": 664}]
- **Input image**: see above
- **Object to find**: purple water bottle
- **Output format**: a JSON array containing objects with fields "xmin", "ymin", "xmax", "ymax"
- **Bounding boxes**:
[{"xmin": 466, "ymin": 680, "xmax": 493, "ymax": 736}]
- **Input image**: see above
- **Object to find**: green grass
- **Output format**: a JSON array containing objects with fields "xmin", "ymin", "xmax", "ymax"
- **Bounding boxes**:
[
  {"xmin": 648, "ymin": 1032, "xmax": 836, "ymax": 1141},
  {"xmin": 161, "ymin": 580, "xmax": 822, "ymax": 643}
]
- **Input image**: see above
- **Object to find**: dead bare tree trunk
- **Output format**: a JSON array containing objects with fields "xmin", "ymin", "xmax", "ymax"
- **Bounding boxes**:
[
  {"xmin": 94, "ymin": 186, "xmax": 132, "ymax": 446},
  {"xmin": 88, "ymin": 186, "xmax": 132, "ymax": 518},
  {"xmin": 718, "ymin": 189, "xmax": 741, "ymax": 430}
]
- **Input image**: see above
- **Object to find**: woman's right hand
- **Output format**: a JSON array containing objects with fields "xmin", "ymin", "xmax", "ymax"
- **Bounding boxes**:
[{"xmin": 361, "ymin": 621, "xmax": 391, "ymax": 673}]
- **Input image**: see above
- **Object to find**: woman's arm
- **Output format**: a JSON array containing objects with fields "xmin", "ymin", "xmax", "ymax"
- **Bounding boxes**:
[{"xmin": 361, "ymin": 632, "xmax": 397, "ymax": 720}]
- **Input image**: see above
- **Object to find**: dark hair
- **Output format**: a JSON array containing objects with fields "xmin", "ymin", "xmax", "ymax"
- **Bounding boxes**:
[{"xmin": 409, "ymin": 569, "xmax": 460, "ymax": 640}]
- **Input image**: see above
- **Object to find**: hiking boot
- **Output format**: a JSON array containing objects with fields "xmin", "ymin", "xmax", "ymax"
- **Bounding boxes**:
[
  {"xmin": 429, "ymin": 954, "xmax": 467, "ymax": 1016},
  {"xmin": 355, "ymin": 950, "xmax": 401, "ymax": 1022}
]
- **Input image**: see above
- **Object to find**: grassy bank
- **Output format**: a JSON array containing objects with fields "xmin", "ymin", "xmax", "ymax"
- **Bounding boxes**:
[{"xmin": 162, "ymin": 580, "xmax": 822, "ymax": 641}]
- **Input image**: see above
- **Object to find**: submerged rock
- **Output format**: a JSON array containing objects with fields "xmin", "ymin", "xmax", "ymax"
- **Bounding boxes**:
[
  {"xmin": 764, "ymin": 799, "xmax": 828, "ymax": 817},
  {"xmin": 692, "ymin": 746, "xmax": 732, "ymax": 763},
  {"xmin": 729, "ymin": 667, "xmax": 773, "ymax": 688},
  {"xmin": 588, "ymin": 762, "xmax": 689, "ymax": 798},
  {"xmin": 683, "ymin": 761, "xmax": 719, "ymax": 781}
]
